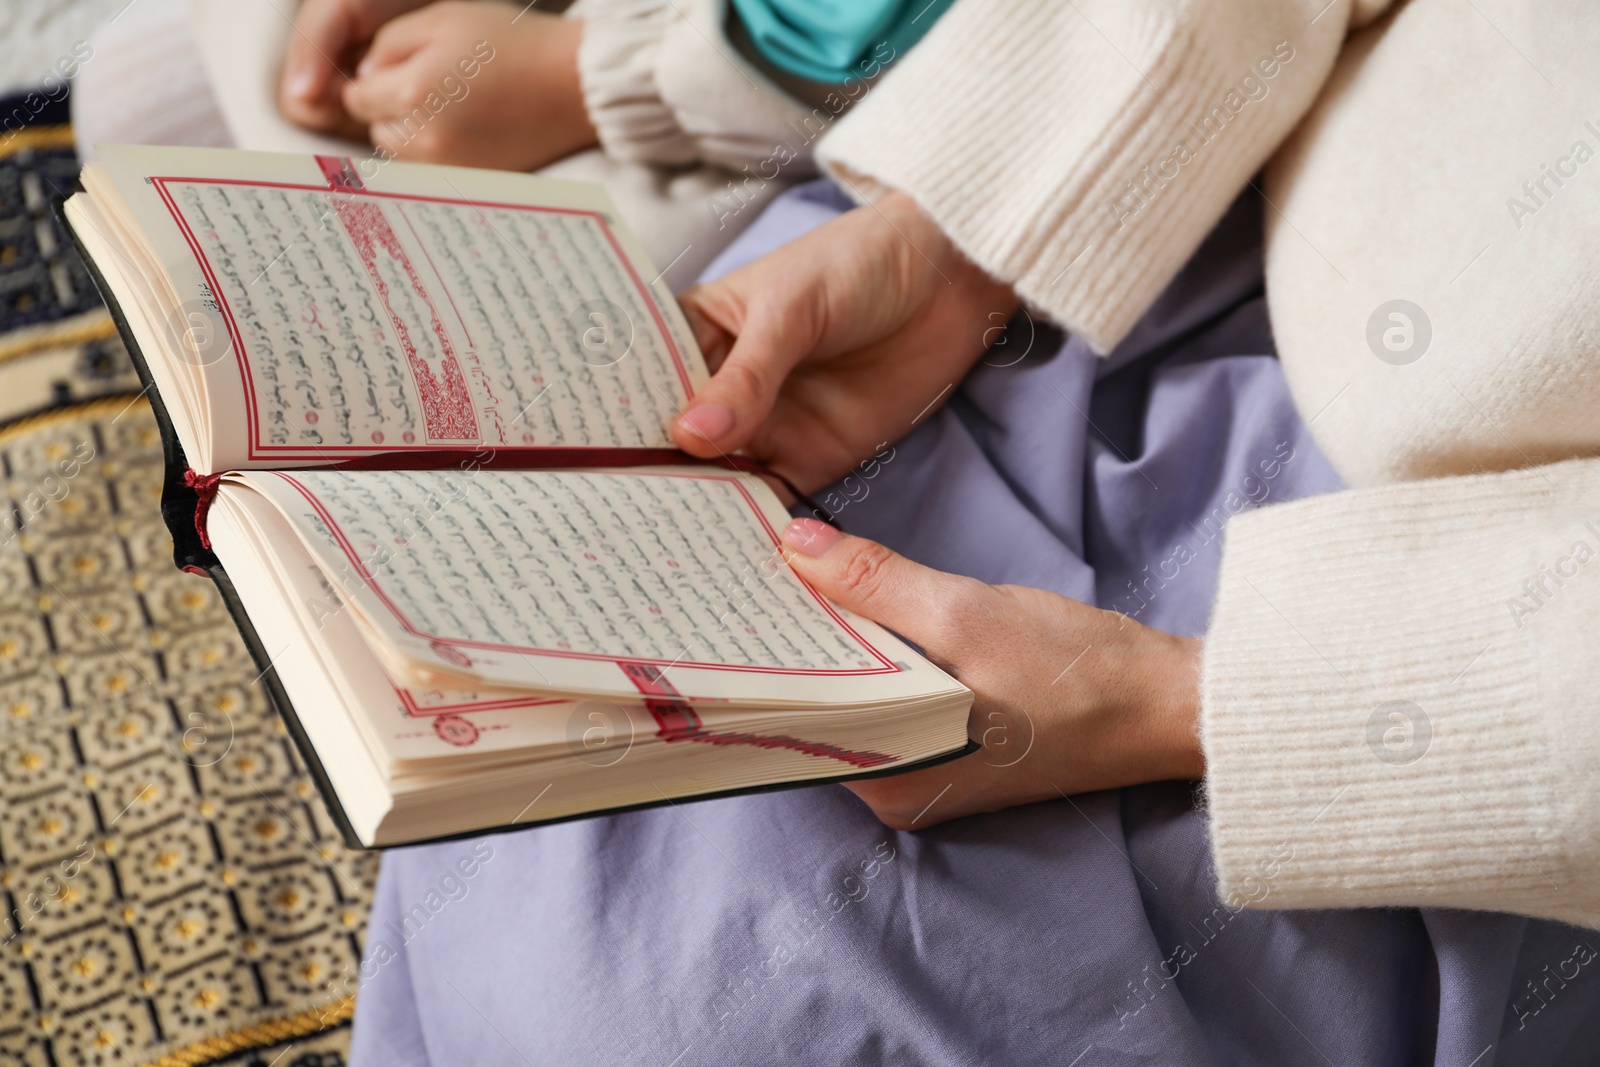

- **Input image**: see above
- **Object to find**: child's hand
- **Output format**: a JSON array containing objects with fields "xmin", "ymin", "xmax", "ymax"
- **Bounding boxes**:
[
  {"xmin": 340, "ymin": 1, "xmax": 598, "ymax": 170},
  {"xmin": 281, "ymin": 0, "xmax": 432, "ymax": 138},
  {"xmin": 673, "ymin": 192, "xmax": 1020, "ymax": 494}
]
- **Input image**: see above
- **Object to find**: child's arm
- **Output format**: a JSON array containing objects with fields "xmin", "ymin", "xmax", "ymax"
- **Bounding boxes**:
[
  {"xmin": 339, "ymin": 1, "xmax": 598, "ymax": 170},
  {"xmin": 279, "ymin": 0, "xmax": 433, "ymax": 138},
  {"xmin": 299, "ymin": 0, "xmax": 840, "ymax": 177}
]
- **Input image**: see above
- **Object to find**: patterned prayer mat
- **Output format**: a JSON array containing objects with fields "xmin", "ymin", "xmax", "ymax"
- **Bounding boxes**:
[
  {"xmin": 0, "ymin": 102, "xmax": 140, "ymax": 425},
  {"xmin": 1, "ymin": 101, "xmax": 374, "ymax": 1067}
]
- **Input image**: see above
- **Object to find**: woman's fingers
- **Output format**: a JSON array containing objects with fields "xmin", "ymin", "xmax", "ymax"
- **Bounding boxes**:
[
  {"xmin": 671, "ymin": 296, "xmax": 816, "ymax": 458},
  {"xmin": 840, "ymin": 756, "xmax": 999, "ymax": 831},
  {"xmin": 779, "ymin": 519, "xmax": 990, "ymax": 665},
  {"xmin": 677, "ymin": 302, "xmax": 733, "ymax": 371},
  {"xmin": 778, "ymin": 521, "xmax": 1020, "ymax": 829},
  {"xmin": 669, "ymin": 194, "xmax": 964, "ymax": 464}
]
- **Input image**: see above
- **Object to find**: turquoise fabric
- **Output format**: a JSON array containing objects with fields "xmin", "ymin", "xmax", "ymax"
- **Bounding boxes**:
[{"xmin": 728, "ymin": 0, "xmax": 956, "ymax": 84}]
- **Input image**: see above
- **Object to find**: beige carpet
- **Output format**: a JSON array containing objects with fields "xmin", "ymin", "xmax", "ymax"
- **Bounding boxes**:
[
  {"xmin": 0, "ymin": 395, "xmax": 377, "ymax": 1066},
  {"xmin": 0, "ymin": 101, "xmax": 375, "ymax": 1067}
]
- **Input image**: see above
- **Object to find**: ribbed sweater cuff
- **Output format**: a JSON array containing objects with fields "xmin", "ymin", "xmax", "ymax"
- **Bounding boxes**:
[
  {"xmin": 1202, "ymin": 460, "xmax": 1600, "ymax": 925},
  {"xmin": 574, "ymin": 0, "xmax": 699, "ymax": 166},
  {"xmin": 817, "ymin": 0, "xmax": 1346, "ymax": 353}
]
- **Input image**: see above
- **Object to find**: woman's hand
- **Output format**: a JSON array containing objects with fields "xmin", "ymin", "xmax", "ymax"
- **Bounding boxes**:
[
  {"xmin": 781, "ymin": 519, "xmax": 1205, "ymax": 829},
  {"xmin": 280, "ymin": 0, "xmax": 432, "ymax": 138},
  {"xmin": 673, "ymin": 192, "xmax": 1021, "ymax": 494},
  {"xmin": 339, "ymin": 2, "xmax": 597, "ymax": 169}
]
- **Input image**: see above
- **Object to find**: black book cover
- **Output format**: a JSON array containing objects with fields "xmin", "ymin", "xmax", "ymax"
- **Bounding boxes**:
[{"xmin": 53, "ymin": 192, "xmax": 977, "ymax": 850}]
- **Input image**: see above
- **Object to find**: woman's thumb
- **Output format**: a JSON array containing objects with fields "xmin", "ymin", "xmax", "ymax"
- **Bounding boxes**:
[
  {"xmin": 672, "ymin": 290, "xmax": 811, "ymax": 458},
  {"xmin": 779, "ymin": 519, "xmax": 984, "ymax": 660}
]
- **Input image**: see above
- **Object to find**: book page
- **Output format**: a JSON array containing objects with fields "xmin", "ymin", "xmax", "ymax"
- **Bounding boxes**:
[
  {"xmin": 92, "ymin": 145, "xmax": 706, "ymax": 471},
  {"xmin": 226, "ymin": 468, "xmax": 964, "ymax": 706},
  {"xmin": 212, "ymin": 483, "xmax": 963, "ymax": 781},
  {"xmin": 186, "ymin": 0, "xmax": 717, "ymax": 290}
]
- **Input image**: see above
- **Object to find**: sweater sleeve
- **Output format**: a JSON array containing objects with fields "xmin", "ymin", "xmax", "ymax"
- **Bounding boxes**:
[
  {"xmin": 814, "ymin": 0, "xmax": 1378, "ymax": 354},
  {"xmin": 571, "ymin": 0, "xmax": 822, "ymax": 173},
  {"xmin": 1198, "ymin": 0, "xmax": 1600, "ymax": 927},
  {"xmin": 1201, "ymin": 457, "xmax": 1600, "ymax": 927}
]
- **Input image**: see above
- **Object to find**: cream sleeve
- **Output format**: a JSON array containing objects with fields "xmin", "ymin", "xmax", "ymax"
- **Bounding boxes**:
[
  {"xmin": 815, "ymin": 0, "xmax": 1389, "ymax": 353},
  {"xmin": 571, "ymin": 0, "xmax": 824, "ymax": 174},
  {"xmin": 1203, "ymin": 0, "xmax": 1600, "ymax": 924},
  {"xmin": 1202, "ymin": 458, "xmax": 1600, "ymax": 928}
]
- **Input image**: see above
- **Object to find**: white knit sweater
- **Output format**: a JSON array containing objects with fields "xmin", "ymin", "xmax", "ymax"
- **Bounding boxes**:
[{"xmin": 817, "ymin": 0, "xmax": 1600, "ymax": 928}]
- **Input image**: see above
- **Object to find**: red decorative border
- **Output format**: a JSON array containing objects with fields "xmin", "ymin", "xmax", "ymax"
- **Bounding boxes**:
[
  {"xmin": 274, "ymin": 469, "xmax": 898, "ymax": 676},
  {"xmin": 393, "ymin": 684, "xmax": 563, "ymax": 718},
  {"xmin": 148, "ymin": 173, "xmax": 693, "ymax": 462},
  {"xmin": 621, "ymin": 660, "xmax": 896, "ymax": 768},
  {"xmin": 319, "ymin": 183, "xmax": 480, "ymax": 441},
  {"xmin": 390, "ymin": 666, "xmax": 898, "ymax": 769}
]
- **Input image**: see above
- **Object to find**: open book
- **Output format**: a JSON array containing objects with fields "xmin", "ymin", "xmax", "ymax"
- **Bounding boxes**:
[{"xmin": 60, "ymin": 145, "xmax": 972, "ymax": 848}]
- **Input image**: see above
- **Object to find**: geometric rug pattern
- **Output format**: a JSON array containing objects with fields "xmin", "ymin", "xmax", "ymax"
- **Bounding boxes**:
[
  {"xmin": 0, "ymin": 398, "xmax": 374, "ymax": 1067},
  {"xmin": 0, "ymin": 118, "xmax": 141, "ymax": 426},
  {"xmin": 1, "ymin": 99, "xmax": 373, "ymax": 1067}
]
